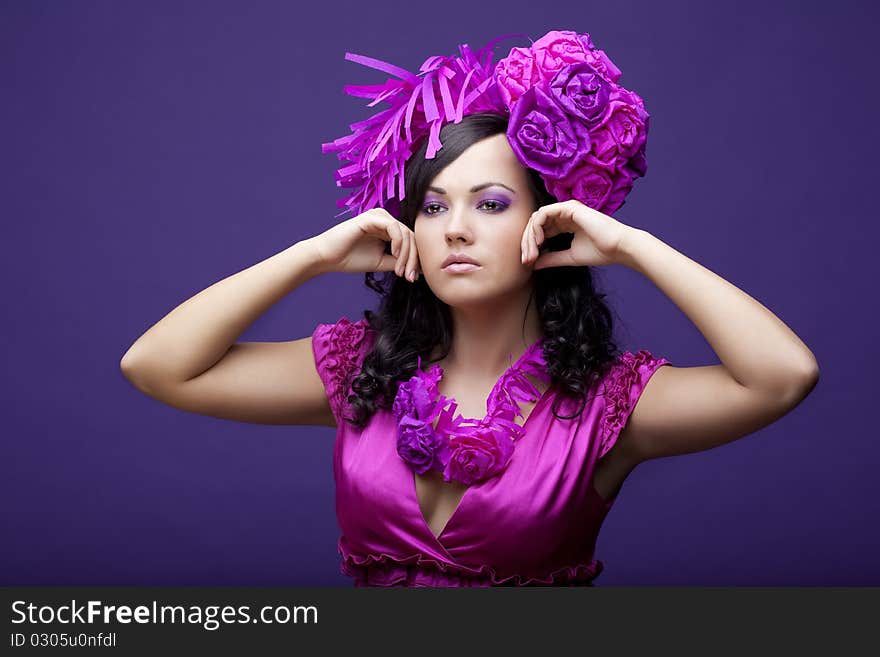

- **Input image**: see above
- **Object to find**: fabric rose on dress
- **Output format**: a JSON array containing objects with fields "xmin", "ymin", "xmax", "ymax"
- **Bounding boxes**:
[
  {"xmin": 396, "ymin": 415, "xmax": 445, "ymax": 474},
  {"xmin": 393, "ymin": 361, "xmax": 443, "ymax": 420},
  {"xmin": 443, "ymin": 430, "xmax": 515, "ymax": 486},
  {"xmin": 394, "ymin": 359, "xmax": 455, "ymax": 473},
  {"xmin": 392, "ymin": 341, "xmax": 548, "ymax": 485},
  {"xmin": 507, "ymin": 85, "xmax": 592, "ymax": 179}
]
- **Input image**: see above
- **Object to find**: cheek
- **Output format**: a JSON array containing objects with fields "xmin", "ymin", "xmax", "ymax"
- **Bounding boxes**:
[
  {"xmin": 413, "ymin": 227, "xmax": 429, "ymax": 258},
  {"xmin": 489, "ymin": 221, "xmax": 529, "ymax": 252}
]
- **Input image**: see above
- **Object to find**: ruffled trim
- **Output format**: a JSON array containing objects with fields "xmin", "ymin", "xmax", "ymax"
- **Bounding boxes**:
[
  {"xmin": 599, "ymin": 349, "xmax": 670, "ymax": 459},
  {"xmin": 393, "ymin": 339, "xmax": 552, "ymax": 485},
  {"xmin": 339, "ymin": 546, "xmax": 603, "ymax": 587},
  {"xmin": 485, "ymin": 340, "xmax": 552, "ymax": 424},
  {"xmin": 314, "ymin": 317, "xmax": 371, "ymax": 417}
]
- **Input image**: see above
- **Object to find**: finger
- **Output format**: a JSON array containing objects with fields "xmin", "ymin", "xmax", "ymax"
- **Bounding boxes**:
[
  {"xmin": 389, "ymin": 222, "xmax": 405, "ymax": 276},
  {"xmin": 525, "ymin": 222, "xmax": 533, "ymax": 263},
  {"xmin": 531, "ymin": 224, "xmax": 539, "ymax": 261},
  {"xmin": 533, "ymin": 220, "xmax": 544, "ymax": 247},
  {"xmin": 533, "ymin": 247, "xmax": 573, "ymax": 270},
  {"xmin": 395, "ymin": 224, "xmax": 409, "ymax": 277},
  {"xmin": 398, "ymin": 228, "xmax": 412, "ymax": 279},
  {"xmin": 532, "ymin": 206, "xmax": 568, "ymax": 240},
  {"xmin": 387, "ymin": 220, "xmax": 402, "ymax": 261},
  {"xmin": 405, "ymin": 231, "xmax": 419, "ymax": 281},
  {"xmin": 376, "ymin": 219, "xmax": 402, "ymax": 273}
]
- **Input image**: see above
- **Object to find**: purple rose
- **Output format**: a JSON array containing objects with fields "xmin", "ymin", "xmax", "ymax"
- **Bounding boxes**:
[
  {"xmin": 397, "ymin": 416, "xmax": 444, "ymax": 474},
  {"xmin": 549, "ymin": 62, "xmax": 612, "ymax": 127},
  {"xmin": 625, "ymin": 146, "xmax": 648, "ymax": 178},
  {"xmin": 392, "ymin": 382, "xmax": 413, "ymax": 419},
  {"xmin": 442, "ymin": 431, "xmax": 514, "ymax": 485},
  {"xmin": 507, "ymin": 86, "xmax": 592, "ymax": 179},
  {"xmin": 393, "ymin": 363, "xmax": 443, "ymax": 422}
]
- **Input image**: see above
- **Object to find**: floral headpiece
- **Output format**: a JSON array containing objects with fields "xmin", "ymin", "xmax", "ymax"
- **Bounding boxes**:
[{"xmin": 321, "ymin": 29, "xmax": 649, "ymax": 219}]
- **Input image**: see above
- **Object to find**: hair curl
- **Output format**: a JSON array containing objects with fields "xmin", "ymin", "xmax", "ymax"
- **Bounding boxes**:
[{"xmin": 343, "ymin": 112, "xmax": 622, "ymax": 428}]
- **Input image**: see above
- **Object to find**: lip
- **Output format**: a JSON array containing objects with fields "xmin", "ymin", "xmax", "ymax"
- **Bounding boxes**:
[
  {"xmin": 441, "ymin": 253, "xmax": 481, "ymax": 268},
  {"xmin": 442, "ymin": 262, "xmax": 482, "ymax": 273}
]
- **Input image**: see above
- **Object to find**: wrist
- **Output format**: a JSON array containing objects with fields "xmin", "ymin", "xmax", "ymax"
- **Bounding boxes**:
[
  {"xmin": 291, "ymin": 237, "xmax": 330, "ymax": 278},
  {"xmin": 616, "ymin": 227, "xmax": 651, "ymax": 269}
]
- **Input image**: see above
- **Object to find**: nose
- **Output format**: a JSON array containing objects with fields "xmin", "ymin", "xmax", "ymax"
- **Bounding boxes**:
[{"xmin": 443, "ymin": 206, "xmax": 474, "ymax": 244}]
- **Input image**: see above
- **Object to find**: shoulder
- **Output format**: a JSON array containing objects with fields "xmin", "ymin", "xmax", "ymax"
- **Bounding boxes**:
[
  {"xmin": 596, "ymin": 349, "xmax": 672, "ymax": 459},
  {"xmin": 600, "ymin": 350, "xmax": 671, "ymax": 389},
  {"xmin": 311, "ymin": 316, "xmax": 378, "ymax": 384},
  {"xmin": 312, "ymin": 316, "xmax": 376, "ymax": 362},
  {"xmin": 310, "ymin": 316, "xmax": 378, "ymax": 424}
]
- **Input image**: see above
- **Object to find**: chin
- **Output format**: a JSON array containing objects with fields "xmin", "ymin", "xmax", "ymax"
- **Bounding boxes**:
[{"xmin": 436, "ymin": 283, "xmax": 514, "ymax": 309}]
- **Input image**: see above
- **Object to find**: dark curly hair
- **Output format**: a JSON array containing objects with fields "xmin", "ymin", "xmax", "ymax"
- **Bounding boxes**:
[{"xmin": 343, "ymin": 111, "xmax": 622, "ymax": 428}]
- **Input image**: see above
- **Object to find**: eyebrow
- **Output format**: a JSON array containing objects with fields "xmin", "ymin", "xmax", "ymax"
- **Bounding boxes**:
[{"xmin": 426, "ymin": 182, "xmax": 517, "ymax": 195}]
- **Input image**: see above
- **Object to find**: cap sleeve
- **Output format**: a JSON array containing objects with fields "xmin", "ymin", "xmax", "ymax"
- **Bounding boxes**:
[
  {"xmin": 310, "ymin": 316, "xmax": 373, "ymax": 425},
  {"xmin": 598, "ymin": 349, "xmax": 671, "ymax": 460}
]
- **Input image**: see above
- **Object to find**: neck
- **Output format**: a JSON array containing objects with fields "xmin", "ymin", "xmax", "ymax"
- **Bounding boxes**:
[{"xmin": 438, "ymin": 283, "xmax": 542, "ymax": 377}]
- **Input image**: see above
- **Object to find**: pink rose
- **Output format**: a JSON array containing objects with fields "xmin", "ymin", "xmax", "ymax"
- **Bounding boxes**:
[
  {"xmin": 443, "ymin": 431, "xmax": 514, "ymax": 486},
  {"xmin": 546, "ymin": 154, "xmax": 636, "ymax": 215},
  {"xmin": 592, "ymin": 92, "xmax": 649, "ymax": 161},
  {"xmin": 580, "ymin": 48, "xmax": 622, "ymax": 83},
  {"xmin": 494, "ymin": 46, "xmax": 542, "ymax": 107},
  {"xmin": 530, "ymin": 30, "xmax": 594, "ymax": 81}
]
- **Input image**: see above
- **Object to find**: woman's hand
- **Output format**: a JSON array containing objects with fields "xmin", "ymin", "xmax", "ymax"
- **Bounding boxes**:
[
  {"xmin": 521, "ymin": 199, "xmax": 635, "ymax": 269},
  {"xmin": 310, "ymin": 208, "xmax": 421, "ymax": 282}
]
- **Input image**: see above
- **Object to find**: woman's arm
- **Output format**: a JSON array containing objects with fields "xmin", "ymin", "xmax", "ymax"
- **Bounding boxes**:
[
  {"xmin": 121, "ymin": 238, "xmax": 326, "ymax": 384},
  {"xmin": 119, "ymin": 238, "xmax": 338, "ymax": 426},
  {"xmin": 120, "ymin": 209, "xmax": 418, "ymax": 426},
  {"xmin": 615, "ymin": 228, "xmax": 820, "ymax": 462}
]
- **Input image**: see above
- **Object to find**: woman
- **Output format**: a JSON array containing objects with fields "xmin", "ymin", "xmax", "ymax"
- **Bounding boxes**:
[{"xmin": 120, "ymin": 33, "xmax": 819, "ymax": 586}]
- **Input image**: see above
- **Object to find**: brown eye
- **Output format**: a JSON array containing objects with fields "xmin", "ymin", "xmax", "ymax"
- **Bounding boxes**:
[{"xmin": 479, "ymin": 200, "xmax": 508, "ymax": 213}]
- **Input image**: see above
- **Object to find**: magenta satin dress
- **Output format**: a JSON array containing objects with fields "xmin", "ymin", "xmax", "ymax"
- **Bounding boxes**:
[{"xmin": 311, "ymin": 316, "xmax": 671, "ymax": 587}]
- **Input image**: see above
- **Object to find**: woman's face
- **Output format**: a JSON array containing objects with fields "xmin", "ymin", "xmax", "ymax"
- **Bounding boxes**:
[{"xmin": 413, "ymin": 133, "xmax": 535, "ymax": 308}]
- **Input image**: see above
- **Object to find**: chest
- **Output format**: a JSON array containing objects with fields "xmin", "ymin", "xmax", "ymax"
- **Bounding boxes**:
[
  {"xmin": 333, "ymin": 394, "xmax": 610, "ymax": 572},
  {"xmin": 415, "ymin": 377, "xmax": 546, "ymax": 539}
]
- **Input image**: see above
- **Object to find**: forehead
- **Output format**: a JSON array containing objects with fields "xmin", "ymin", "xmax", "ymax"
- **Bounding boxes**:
[{"xmin": 429, "ymin": 133, "xmax": 527, "ymax": 191}]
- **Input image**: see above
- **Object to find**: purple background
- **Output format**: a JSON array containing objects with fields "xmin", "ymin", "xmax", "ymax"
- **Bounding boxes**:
[{"xmin": 2, "ymin": 0, "xmax": 876, "ymax": 585}]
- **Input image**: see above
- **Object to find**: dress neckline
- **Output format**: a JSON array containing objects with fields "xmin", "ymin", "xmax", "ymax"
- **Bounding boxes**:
[
  {"xmin": 420, "ymin": 336, "xmax": 550, "ymax": 414},
  {"xmin": 405, "ymin": 336, "xmax": 554, "ymax": 545},
  {"xmin": 410, "ymin": 383, "xmax": 555, "ymax": 547}
]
